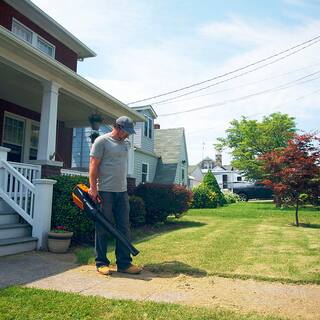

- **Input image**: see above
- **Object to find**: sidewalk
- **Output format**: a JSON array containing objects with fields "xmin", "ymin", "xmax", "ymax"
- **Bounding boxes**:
[{"xmin": 1, "ymin": 251, "xmax": 320, "ymax": 319}]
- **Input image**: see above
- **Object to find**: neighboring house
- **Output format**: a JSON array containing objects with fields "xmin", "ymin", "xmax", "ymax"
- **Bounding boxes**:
[
  {"xmin": 0, "ymin": 0, "xmax": 143, "ymax": 256},
  {"xmin": 71, "ymin": 106, "xmax": 189, "ymax": 187},
  {"xmin": 189, "ymin": 153, "xmax": 246, "ymax": 189},
  {"xmin": 131, "ymin": 106, "xmax": 159, "ymax": 185},
  {"xmin": 72, "ymin": 125, "xmax": 112, "ymax": 171},
  {"xmin": 154, "ymin": 127, "xmax": 189, "ymax": 186}
]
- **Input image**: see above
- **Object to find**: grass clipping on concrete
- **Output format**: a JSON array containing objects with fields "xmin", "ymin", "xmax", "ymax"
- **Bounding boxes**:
[{"xmin": 76, "ymin": 202, "xmax": 320, "ymax": 284}]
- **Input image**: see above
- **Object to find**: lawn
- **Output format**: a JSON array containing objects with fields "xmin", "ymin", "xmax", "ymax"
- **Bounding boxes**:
[
  {"xmin": 0, "ymin": 286, "xmax": 285, "ymax": 320},
  {"xmin": 76, "ymin": 202, "xmax": 320, "ymax": 284}
]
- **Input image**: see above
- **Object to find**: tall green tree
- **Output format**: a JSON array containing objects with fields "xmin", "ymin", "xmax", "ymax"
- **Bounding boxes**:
[{"xmin": 215, "ymin": 113, "xmax": 296, "ymax": 181}]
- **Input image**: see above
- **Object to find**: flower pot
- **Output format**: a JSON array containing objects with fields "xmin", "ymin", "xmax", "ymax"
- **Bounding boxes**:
[{"xmin": 47, "ymin": 231, "xmax": 73, "ymax": 253}]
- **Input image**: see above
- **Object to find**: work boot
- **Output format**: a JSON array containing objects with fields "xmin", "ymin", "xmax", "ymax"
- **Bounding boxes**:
[
  {"xmin": 97, "ymin": 265, "xmax": 111, "ymax": 275},
  {"xmin": 118, "ymin": 264, "xmax": 142, "ymax": 274}
]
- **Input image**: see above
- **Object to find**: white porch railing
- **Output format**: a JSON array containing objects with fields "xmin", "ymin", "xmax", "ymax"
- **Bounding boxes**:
[
  {"xmin": 0, "ymin": 160, "xmax": 35, "ymax": 225},
  {"xmin": 8, "ymin": 161, "xmax": 41, "ymax": 182},
  {"xmin": 0, "ymin": 147, "xmax": 56, "ymax": 250},
  {"xmin": 61, "ymin": 168, "xmax": 89, "ymax": 177}
]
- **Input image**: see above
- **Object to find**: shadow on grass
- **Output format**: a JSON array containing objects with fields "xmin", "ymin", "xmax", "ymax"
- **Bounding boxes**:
[
  {"xmin": 75, "ymin": 219, "xmax": 207, "ymax": 265},
  {"xmin": 133, "ymin": 220, "xmax": 206, "ymax": 245},
  {"xmin": 143, "ymin": 260, "xmax": 207, "ymax": 278},
  {"xmin": 292, "ymin": 223, "xmax": 320, "ymax": 229}
]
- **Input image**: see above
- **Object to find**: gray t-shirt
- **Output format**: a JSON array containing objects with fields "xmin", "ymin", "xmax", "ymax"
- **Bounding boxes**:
[{"xmin": 90, "ymin": 133, "xmax": 130, "ymax": 192}]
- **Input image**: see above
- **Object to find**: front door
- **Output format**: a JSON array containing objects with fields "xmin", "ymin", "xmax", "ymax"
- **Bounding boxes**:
[{"xmin": 2, "ymin": 112, "xmax": 39, "ymax": 162}]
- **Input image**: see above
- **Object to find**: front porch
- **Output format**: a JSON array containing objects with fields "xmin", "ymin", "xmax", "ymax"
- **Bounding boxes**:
[{"xmin": 0, "ymin": 25, "xmax": 143, "ymax": 255}]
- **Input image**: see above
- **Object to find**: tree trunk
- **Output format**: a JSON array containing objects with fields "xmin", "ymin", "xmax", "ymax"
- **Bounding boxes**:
[
  {"xmin": 295, "ymin": 199, "xmax": 299, "ymax": 227},
  {"xmin": 274, "ymin": 194, "xmax": 282, "ymax": 208}
]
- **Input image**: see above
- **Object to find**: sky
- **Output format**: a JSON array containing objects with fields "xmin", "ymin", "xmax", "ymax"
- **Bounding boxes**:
[{"xmin": 33, "ymin": 0, "xmax": 320, "ymax": 165}]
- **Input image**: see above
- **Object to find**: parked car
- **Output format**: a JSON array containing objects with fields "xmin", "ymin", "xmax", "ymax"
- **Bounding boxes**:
[{"xmin": 232, "ymin": 182, "xmax": 273, "ymax": 201}]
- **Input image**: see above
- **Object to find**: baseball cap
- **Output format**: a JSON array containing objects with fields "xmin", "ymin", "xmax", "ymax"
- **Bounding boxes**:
[{"xmin": 116, "ymin": 116, "xmax": 136, "ymax": 135}]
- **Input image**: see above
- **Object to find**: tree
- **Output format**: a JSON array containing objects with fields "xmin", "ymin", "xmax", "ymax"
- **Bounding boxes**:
[
  {"xmin": 261, "ymin": 133, "xmax": 320, "ymax": 226},
  {"xmin": 203, "ymin": 171, "xmax": 226, "ymax": 206},
  {"xmin": 215, "ymin": 113, "xmax": 296, "ymax": 181}
]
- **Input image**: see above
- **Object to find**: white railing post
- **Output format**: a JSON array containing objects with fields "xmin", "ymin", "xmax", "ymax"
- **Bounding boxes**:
[
  {"xmin": 0, "ymin": 147, "xmax": 10, "ymax": 189},
  {"xmin": 32, "ymin": 179, "xmax": 56, "ymax": 250}
]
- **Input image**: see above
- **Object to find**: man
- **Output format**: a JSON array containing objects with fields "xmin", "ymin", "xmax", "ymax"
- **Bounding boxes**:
[{"xmin": 88, "ymin": 116, "xmax": 142, "ymax": 275}]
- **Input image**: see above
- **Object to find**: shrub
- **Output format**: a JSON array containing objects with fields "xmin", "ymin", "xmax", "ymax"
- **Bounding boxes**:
[
  {"xmin": 223, "ymin": 190, "xmax": 241, "ymax": 204},
  {"xmin": 129, "ymin": 196, "xmax": 146, "ymax": 227},
  {"xmin": 203, "ymin": 171, "xmax": 226, "ymax": 206},
  {"xmin": 191, "ymin": 184, "xmax": 218, "ymax": 209},
  {"xmin": 51, "ymin": 175, "xmax": 94, "ymax": 243},
  {"xmin": 51, "ymin": 176, "xmax": 148, "ymax": 243},
  {"xmin": 135, "ymin": 183, "xmax": 193, "ymax": 224}
]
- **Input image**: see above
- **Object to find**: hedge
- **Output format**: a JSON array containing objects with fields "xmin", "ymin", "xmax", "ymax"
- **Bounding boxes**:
[
  {"xmin": 135, "ymin": 183, "xmax": 193, "ymax": 224},
  {"xmin": 50, "ymin": 175, "xmax": 146, "ymax": 243},
  {"xmin": 191, "ymin": 184, "xmax": 218, "ymax": 208}
]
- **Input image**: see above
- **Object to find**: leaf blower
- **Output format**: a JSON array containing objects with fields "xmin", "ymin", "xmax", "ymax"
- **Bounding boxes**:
[{"xmin": 72, "ymin": 184, "xmax": 139, "ymax": 256}]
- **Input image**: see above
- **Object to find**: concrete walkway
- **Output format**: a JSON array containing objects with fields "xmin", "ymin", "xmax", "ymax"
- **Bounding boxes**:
[{"xmin": 1, "ymin": 251, "xmax": 320, "ymax": 320}]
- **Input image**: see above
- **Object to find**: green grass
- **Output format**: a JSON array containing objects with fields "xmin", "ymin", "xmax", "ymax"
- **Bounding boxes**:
[
  {"xmin": 0, "ymin": 286, "xmax": 285, "ymax": 320},
  {"xmin": 75, "ymin": 202, "xmax": 320, "ymax": 284}
]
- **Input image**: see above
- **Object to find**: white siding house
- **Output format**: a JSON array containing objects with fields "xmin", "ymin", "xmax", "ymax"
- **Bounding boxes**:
[{"xmin": 189, "ymin": 154, "xmax": 246, "ymax": 190}]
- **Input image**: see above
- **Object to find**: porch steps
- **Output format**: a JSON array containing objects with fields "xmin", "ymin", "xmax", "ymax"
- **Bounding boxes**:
[
  {"xmin": 0, "ymin": 198, "xmax": 37, "ymax": 256},
  {"xmin": 0, "ymin": 236, "xmax": 37, "ymax": 256}
]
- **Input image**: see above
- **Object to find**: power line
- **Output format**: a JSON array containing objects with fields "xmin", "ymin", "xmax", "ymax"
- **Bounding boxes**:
[
  {"xmin": 127, "ymin": 35, "xmax": 320, "ymax": 105},
  {"xmin": 157, "ymin": 70, "xmax": 320, "ymax": 117},
  {"xmin": 151, "ymin": 41, "xmax": 320, "ymax": 105},
  {"xmin": 154, "ymin": 61, "xmax": 320, "ymax": 106},
  {"xmin": 187, "ymin": 87, "xmax": 320, "ymax": 135}
]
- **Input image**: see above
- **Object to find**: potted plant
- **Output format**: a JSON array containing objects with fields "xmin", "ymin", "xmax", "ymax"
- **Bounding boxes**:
[
  {"xmin": 47, "ymin": 226, "xmax": 73, "ymax": 253},
  {"xmin": 88, "ymin": 113, "xmax": 103, "ymax": 130}
]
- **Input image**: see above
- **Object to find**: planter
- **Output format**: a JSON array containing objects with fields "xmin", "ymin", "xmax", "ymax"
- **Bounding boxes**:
[{"xmin": 47, "ymin": 231, "xmax": 73, "ymax": 253}]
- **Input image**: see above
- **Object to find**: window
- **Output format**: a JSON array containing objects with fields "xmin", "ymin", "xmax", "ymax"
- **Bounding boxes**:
[
  {"xmin": 237, "ymin": 176, "xmax": 242, "ymax": 182},
  {"xmin": 11, "ymin": 19, "xmax": 55, "ymax": 58},
  {"xmin": 144, "ymin": 116, "xmax": 153, "ymax": 139},
  {"xmin": 12, "ymin": 19, "xmax": 32, "ymax": 44},
  {"xmin": 142, "ymin": 163, "xmax": 149, "ymax": 183},
  {"xmin": 3, "ymin": 115, "xmax": 25, "ymax": 162},
  {"xmin": 29, "ymin": 123, "xmax": 40, "ymax": 160},
  {"xmin": 182, "ymin": 169, "xmax": 185, "ymax": 181},
  {"xmin": 37, "ymin": 37, "xmax": 55, "ymax": 57}
]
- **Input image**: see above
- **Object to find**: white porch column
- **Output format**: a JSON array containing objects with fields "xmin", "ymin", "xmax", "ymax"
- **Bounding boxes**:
[
  {"xmin": 32, "ymin": 179, "xmax": 56, "ymax": 250},
  {"xmin": 37, "ymin": 81, "xmax": 60, "ymax": 161}
]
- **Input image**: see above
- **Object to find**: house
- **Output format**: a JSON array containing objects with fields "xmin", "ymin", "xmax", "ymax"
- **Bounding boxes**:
[
  {"xmin": 153, "ymin": 126, "xmax": 189, "ymax": 187},
  {"xmin": 131, "ymin": 106, "xmax": 159, "ymax": 185},
  {"xmin": 189, "ymin": 152, "xmax": 245, "ymax": 189},
  {"xmin": 0, "ymin": 0, "xmax": 144, "ymax": 256},
  {"xmin": 71, "ymin": 105, "xmax": 189, "ymax": 187}
]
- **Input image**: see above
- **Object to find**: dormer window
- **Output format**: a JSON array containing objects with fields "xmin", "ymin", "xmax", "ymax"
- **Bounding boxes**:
[
  {"xmin": 11, "ymin": 18, "xmax": 55, "ymax": 58},
  {"xmin": 144, "ymin": 116, "xmax": 153, "ymax": 139}
]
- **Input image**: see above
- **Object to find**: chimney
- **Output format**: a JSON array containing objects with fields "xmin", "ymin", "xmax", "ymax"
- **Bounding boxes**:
[
  {"xmin": 154, "ymin": 124, "xmax": 160, "ymax": 129},
  {"xmin": 215, "ymin": 150, "xmax": 222, "ymax": 167}
]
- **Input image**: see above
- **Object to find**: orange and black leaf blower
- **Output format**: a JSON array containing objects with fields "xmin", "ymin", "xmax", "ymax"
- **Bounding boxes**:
[{"xmin": 72, "ymin": 184, "xmax": 139, "ymax": 256}]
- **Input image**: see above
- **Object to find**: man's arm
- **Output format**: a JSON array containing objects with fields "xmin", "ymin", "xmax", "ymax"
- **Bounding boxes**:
[{"xmin": 88, "ymin": 156, "xmax": 101, "ymax": 201}]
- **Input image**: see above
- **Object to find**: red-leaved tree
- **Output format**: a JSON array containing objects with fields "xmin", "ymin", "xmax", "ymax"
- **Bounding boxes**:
[{"xmin": 261, "ymin": 133, "xmax": 320, "ymax": 226}]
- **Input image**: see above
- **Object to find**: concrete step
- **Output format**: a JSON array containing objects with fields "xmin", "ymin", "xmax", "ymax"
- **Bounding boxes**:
[
  {"xmin": 0, "ymin": 223, "xmax": 31, "ymax": 240},
  {"xmin": 0, "ymin": 236, "xmax": 37, "ymax": 256},
  {"xmin": 0, "ymin": 198, "xmax": 15, "ymax": 214},
  {"xmin": 0, "ymin": 212, "xmax": 20, "ymax": 225}
]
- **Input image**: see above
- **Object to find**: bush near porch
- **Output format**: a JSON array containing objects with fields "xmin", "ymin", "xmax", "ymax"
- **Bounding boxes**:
[
  {"xmin": 51, "ymin": 176, "xmax": 192, "ymax": 243},
  {"xmin": 135, "ymin": 183, "xmax": 193, "ymax": 224}
]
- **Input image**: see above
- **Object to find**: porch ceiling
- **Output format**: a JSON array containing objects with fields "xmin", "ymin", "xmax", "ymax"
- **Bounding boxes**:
[
  {"xmin": 0, "ymin": 26, "xmax": 145, "ymax": 127},
  {"xmin": 0, "ymin": 61, "xmax": 115, "ymax": 126}
]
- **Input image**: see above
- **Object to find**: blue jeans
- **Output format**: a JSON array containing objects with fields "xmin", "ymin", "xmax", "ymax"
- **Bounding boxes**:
[{"xmin": 95, "ymin": 191, "xmax": 132, "ymax": 270}]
